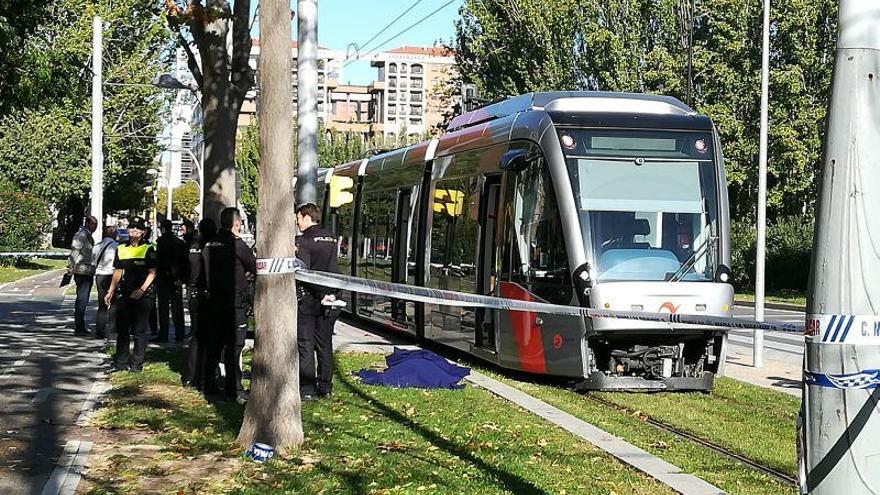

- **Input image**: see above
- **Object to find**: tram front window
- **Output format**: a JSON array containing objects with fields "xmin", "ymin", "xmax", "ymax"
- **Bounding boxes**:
[{"xmin": 559, "ymin": 128, "xmax": 720, "ymax": 282}]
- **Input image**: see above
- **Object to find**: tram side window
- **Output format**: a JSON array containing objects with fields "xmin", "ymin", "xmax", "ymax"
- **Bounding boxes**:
[
  {"xmin": 430, "ymin": 177, "xmax": 479, "ymax": 283},
  {"xmin": 332, "ymin": 197, "xmax": 354, "ymax": 275},
  {"xmin": 360, "ymin": 189, "xmax": 397, "ymax": 282},
  {"xmin": 509, "ymin": 148, "xmax": 571, "ymax": 305}
]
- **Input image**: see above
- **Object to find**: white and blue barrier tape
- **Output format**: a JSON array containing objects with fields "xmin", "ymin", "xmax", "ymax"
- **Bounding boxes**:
[{"xmin": 256, "ymin": 257, "xmax": 800, "ymax": 333}]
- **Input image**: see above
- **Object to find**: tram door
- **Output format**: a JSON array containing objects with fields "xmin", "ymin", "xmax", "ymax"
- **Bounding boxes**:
[
  {"xmin": 391, "ymin": 188, "xmax": 413, "ymax": 326},
  {"xmin": 476, "ymin": 175, "xmax": 501, "ymax": 350}
]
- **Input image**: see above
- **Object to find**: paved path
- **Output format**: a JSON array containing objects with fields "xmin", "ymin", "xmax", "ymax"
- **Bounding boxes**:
[
  {"xmin": 727, "ymin": 305, "xmax": 804, "ymax": 396},
  {"xmin": 0, "ymin": 270, "xmax": 108, "ymax": 495}
]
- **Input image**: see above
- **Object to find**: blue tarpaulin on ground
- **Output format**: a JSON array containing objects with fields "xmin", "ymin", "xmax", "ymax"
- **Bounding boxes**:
[{"xmin": 356, "ymin": 348, "xmax": 470, "ymax": 389}]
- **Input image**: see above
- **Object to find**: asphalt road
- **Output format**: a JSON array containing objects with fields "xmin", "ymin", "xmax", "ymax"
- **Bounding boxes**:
[{"xmin": 0, "ymin": 270, "xmax": 107, "ymax": 495}]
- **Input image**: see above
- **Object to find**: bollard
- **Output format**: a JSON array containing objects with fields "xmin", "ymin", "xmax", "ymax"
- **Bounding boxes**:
[{"xmin": 800, "ymin": 1, "xmax": 880, "ymax": 493}]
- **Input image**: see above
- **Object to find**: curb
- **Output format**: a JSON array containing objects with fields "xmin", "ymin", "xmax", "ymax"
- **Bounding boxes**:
[{"xmin": 734, "ymin": 300, "xmax": 806, "ymax": 312}]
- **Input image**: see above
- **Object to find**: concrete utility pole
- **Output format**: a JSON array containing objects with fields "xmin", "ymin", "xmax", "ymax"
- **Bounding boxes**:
[
  {"xmin": 90, "ymin": 15, "xmax": 103, "ymax": 243},
  {"xmin": 752, "ymin": 0, "xmax": 771, "ymax": 368},
  {"xmin": 296, "ymin": 0, "xmax": 318, "ymax": 206},
  {"xmin": 236, "ymin": 0, "xmax": 302, "ymax": 451},
  {"xmin": 800, "ymin": 2, "xmax": 880, "ymax": 493}
]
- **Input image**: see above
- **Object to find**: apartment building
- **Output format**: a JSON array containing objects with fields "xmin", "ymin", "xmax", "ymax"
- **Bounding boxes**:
[
  {"xmin": 367, "ymin": 46, "xmax": 457, "ymax": 139},
  {"xmin": 238, "ymin": 39, "xmax": 345, "ymax": 130}
]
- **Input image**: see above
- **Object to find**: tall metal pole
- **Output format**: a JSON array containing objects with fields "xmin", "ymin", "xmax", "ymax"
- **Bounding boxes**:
[
  {"xmin": 296, "ymin": 0, "xmax": 318, "ymax": 206},
  {"xmin": 90, "ymin": 16, "xmax": 103, "ymax": 242},
  {"xmin": 800, "ymin": 3, "xmax": 880, "ymax": 493},
  {"xmin": 753, "ymin": 0, "xmax": 771, "ymax": 368},
  {"xmin": 166, "ymin": 162, "xmax": 173, "ymax": 221}
]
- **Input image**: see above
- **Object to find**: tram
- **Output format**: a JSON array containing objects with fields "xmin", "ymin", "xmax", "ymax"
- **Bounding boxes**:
[{"xmin": 317, "ymin": 92, "xmax": 733, "ymax": 390}]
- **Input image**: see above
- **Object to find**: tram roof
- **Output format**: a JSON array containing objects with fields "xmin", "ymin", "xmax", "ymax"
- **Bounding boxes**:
[{"xmin": 447, "ymin": 91, "xmax": 711, "ymax": 132}]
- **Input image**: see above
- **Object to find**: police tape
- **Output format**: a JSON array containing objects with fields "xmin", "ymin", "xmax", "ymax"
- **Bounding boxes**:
[{"xmin": 255, "ymin": 257, "xmax": 801, "ymax": 332}]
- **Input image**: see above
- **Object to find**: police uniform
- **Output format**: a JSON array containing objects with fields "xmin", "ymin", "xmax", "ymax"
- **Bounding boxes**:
[
  {"xmin": 296, "ymin": 224, "xmax": 340, "ymax": 397},
  {"xmin": 182, "ymin": 231, "xmax": 211, "ymax": 388},
  {"xmin": 202, "ymin": 228, "xmax": 256, "ymax": 399},
  {"xmin": 112, "ymin": 240, "xmax": 158, "ymax": 372}
]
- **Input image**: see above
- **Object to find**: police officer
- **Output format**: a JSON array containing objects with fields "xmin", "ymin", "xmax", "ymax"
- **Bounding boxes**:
[
  {"xmin": 105, "ymin": 216, "xmax": 157, "ymax": 373},
  {"xmin": 155, "ymin": 219, "xmax": 188, "ymax": 342},
  {"xmin": 181, "ymin": 218, "xmax": 217, "ymax": 388},
  {"xmin": 202, "ymin": 207, "xmax": 256, "ymax": 403},
  {"xmin": 295, "ymin": 203, "xmax": 340, "ymax": 400}
]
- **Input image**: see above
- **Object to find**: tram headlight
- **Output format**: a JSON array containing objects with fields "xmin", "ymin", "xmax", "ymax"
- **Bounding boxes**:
[{"xmin": 715, "ymin": 264, "xmax": 732, "ymax": 284}]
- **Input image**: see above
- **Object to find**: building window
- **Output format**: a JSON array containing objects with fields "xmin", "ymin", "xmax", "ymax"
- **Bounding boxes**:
[
  {"xmin": 399, "ymin": 78, "xmax": 407, "ymax": 88},
  {"xmin": 389, "ymin": 63, "xmax": 397, "ymax": 74},
  {"xmin": 400, "ymin": 63, "xmax": 407, "ymax": 73},
  {"xmin": 411, "ymin": 106, "xmax": 423, "ymax": 116},
  {"xmin": 411, "ymin": 92, "xmax": 423, "ymax": 103},
  {"xmin": 389, "ymin": 77, "xmax": 397, "ymax": 88},
  {"xmin": 411, "ymin": 78, "xmax": 423, "ymax": 89},
  {"xmin": 388, "ymin": 103, "xmax": 397, "ymax": 115},
  {"xmin": 410, "ymin": 118, "xmax": 422, "ymax": 126},
  {"xmin": 388, "ymin": 118, "xmax": 396, "ymax": 125},
  {"xmin": 399, "ymin": 104, "xmax": 407, "ymax": 115},
  {"xmin": 388, "ymin": 90, "xmax": 397, "ymax": 100},
  {"xmin": 411, "ymin": 64, "xmax": 423, "ymax": 75}
]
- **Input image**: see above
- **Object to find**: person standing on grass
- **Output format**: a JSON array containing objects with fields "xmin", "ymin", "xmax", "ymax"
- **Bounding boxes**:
[
  {"xmin": 181, "ymin": 218, "xmax": 217, "ymax": 389},
  {"xmin": 105, "ymin": 216, "xmax": 157, "ymax": 373},
  {"xmin": 295, "ymin": 203, "xmax": 341, "ymax": 401},
  {"xmin": 67, "ymin": 215, "xmax": 97, "ymax": 336},
  {"xmin": 154, "ymin": 219, "xmax": 188, "ymax": 342},
  {"xmin": 92, "ymin": 225, "xmax": 118, "ymax": 339},
  {"xmin": 202, "ymin": 207, "xmax": 256, "ymax": 403}
]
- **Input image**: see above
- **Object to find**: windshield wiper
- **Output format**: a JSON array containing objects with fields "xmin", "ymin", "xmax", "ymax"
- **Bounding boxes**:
[{"xmin": 669, "ymin": 235, "xmax": 718, "ymax": 282}]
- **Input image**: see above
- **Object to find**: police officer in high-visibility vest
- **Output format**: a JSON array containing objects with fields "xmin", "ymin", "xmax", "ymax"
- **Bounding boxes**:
[
  {"xmin": 295, "ymin": 203, "xmax": 340, "ymax": 400},
  {"xmin": 105, "ymin": 216, "xmax": 157, "ymax": 373}
]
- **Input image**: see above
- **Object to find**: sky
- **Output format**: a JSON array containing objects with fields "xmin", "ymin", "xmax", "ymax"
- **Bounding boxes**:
[{"xmin": 251, "ymin": 0, "xmax": 465, "ymax": 85}]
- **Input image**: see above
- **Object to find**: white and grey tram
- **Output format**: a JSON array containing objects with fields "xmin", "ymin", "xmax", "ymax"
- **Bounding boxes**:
[{"xmin": 317, "ymin": 92, "xmax": 733, "ymax": 391}]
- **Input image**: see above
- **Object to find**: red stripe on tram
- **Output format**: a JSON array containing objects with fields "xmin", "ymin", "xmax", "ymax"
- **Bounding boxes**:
[{"xmin": 499, "ymin": 282, "xmax": 547, "ymax": 373}]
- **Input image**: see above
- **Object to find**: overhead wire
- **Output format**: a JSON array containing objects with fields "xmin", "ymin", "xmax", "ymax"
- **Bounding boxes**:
[
  {"xmin": 343, "ymin": 0, "xmax": 457, "ymax": 68},
  {"xmin": 350, "ymin": 0, "xmax": 426, "ymax": 59}
]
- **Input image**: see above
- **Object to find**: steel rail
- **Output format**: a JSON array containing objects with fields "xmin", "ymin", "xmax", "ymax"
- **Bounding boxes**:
[{"xmin": 584, "ymin": 394, "xmax": 798, "ymax": 487}]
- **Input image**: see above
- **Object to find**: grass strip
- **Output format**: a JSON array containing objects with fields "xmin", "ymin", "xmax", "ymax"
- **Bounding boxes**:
[
  {"xmin": 89, "ymin": 348, "xmax": 677, "ymax": 495},
  {"xmin": 0, "ymin": 257, "xmax": 66, "ymax": 283},
  {"xmin": 735, "ymin": 292, "xmax": 806, "ymax": 307},
  {"xmin": 484, "ymin": 372, "xmax": 798, "ymax": 495}
]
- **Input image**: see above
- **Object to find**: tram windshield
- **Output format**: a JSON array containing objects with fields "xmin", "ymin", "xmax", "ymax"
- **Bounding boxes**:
[{"xmin": 558, "ymin": 128, "xmax": 720, "ymax": 283}]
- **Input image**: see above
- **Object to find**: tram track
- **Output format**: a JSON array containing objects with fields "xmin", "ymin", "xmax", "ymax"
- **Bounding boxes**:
[{"xmin": 584, "ymin": 394, "xmax": 798, "ymax": 487}]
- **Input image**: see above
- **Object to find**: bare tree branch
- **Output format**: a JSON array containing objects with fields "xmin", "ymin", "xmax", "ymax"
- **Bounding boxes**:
[
  {"xmin": 229, "ymin": 0, "xmax": 254, "ymax": 106},
  {"xmin": 177, "ymin": 31, "xmax": 204, "ymax": 90}
]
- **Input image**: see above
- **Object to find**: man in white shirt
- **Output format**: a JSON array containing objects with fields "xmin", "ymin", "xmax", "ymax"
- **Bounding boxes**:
[
  {"xmin": 67, "ymin": 216, "xmax": 97, "ymax": 335},
  {"xmin": 93, "ymin": 225, "xmax": 118, "ymax": 339}
]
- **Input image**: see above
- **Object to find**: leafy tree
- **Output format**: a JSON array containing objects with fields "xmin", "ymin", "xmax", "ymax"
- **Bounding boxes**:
[
  {"xmin": 454, "ymin": 0, "xmax": 837, "ymax": 222},
  {"xmin": 0, "ymin": 0, "xmax": 52, "ymax": 114},
  {"xmin": 0, "ymin": 0, "xmax": 168, "ymax": 218},
  {"xmin": 156, "ymin": 181, "xmax": 200, "ymax": 220},
  {"xmin": 0, "ymin": 181, "xmax": 52, "ymax": 251},
  {"xmin": 164, "ymin": 0, "xmax": 254, "ymax": 223}
]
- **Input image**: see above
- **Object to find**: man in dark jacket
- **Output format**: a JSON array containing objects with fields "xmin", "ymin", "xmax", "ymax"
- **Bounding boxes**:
[
  {"xmin": 295, "ymin": 203, "xmax": 340, "ymax": 400},
  {"xmin": 155, "ymin": 219, "xmax": 188, "ymax": 342},
  {"xmin": 182, "ymin": 218, "xmax": 217, "ymax": 389},
  {"xmin": 202, "ymin": 207, "xmax": 256, "ymax": 403}
]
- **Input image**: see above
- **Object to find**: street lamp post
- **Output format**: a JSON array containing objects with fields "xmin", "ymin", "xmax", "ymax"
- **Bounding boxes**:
[{"xmin": 146, "ymin": 168, "xmax": 159, "ymax": 240}]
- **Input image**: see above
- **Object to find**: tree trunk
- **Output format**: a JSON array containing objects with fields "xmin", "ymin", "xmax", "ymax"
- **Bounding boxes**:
[
  {"xmin": 177, "ymin": 0, "xmax": 253, "ymax": 224},
  {"xmin": 236, "ymin": 0, "xmax": 302, "ymax": 452}
]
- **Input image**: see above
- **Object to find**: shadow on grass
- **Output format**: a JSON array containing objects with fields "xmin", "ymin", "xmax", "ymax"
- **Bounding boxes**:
[{"xmin": 326, "ymin": 356, "xmax": 552, "ymax": 495}]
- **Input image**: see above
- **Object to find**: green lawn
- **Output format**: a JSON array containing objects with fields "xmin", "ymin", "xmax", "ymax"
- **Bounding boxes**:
[
  {"xmin": 0, "ymin": 257, "xmax": 66, "ymax": 283},
  {"xmin": 735, "ymin": 292, "xmax": 806, "ymax": 307},
  {"xmin": 88, "ymin": 349, "xmax": 677, "ymax": 495},
  {"xmin": 486, "ymin": 373, "xmax": 798, "ymax": 495}
]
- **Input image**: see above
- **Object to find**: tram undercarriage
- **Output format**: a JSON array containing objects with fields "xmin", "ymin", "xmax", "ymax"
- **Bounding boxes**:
[{"xmin": 577, "ymin": 331, "xmax": 726, "ymax": 391}]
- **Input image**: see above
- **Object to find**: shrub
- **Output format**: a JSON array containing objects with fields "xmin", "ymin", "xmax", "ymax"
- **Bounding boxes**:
[
  {"xmin": 0, "ymin": 183, "xmax": 52, "ymax": 253},
  {"xmin": 729, "ymin": 216, "xmax": 814, "ymax": 293}
]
